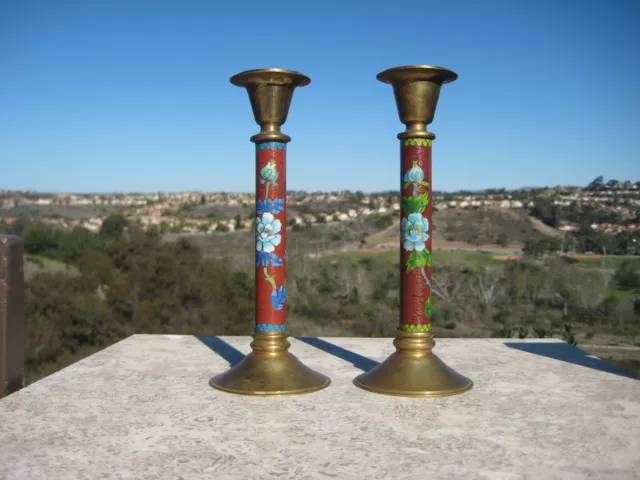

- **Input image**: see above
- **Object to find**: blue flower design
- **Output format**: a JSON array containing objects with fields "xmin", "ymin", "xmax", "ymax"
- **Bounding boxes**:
[
  {"xmin": 256, "ymin": 212, "xmax": 282, "ymax": 253},
  {"xmin": 260, "ymin": 160, "xmax": 279, "ymax": 186},
  {"xmin": 401, "ymin": 213, "xmax": 429, "ymax": 252},
  {"xmin": 256, "ymin": 251, "xmax": 283, "ymax": 267},
  {"xmin": 270, "ymin": 286, "xmax": 286, "ymax": 311},
  {"xmin": 403, "ymin": 161, "xmax": 424, "ymax": 182},
  {"xmin": 257, "ymin": 198, "xmax": 285, "ymax": 215}
]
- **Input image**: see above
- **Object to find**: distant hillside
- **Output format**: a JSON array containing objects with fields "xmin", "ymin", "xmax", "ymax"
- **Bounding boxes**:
[
  {"xmin": 434, "ymin": 208, "xmax": 558, "ymax": 245},
  {"xmin": 367, "ymin": 208, "xmax": 554, "ymax": 249}
]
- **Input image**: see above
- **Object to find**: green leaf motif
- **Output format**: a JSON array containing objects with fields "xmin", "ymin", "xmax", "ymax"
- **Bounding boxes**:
[
  {"xmin": 400, "ymin": 323, "xmax": 432, "ymax": 333},
  {"xmin": 406, "ymin": 249, "xmax": 432, "ymax": 272},
  {"xmin": 402, "ymin": 181, "xmax": 412, "ymax": 191},
  {"xmin": 403, "ymin": 139, "xmax": 433, "ymax": 147},
  {"xmin": 401, "ymin": 193, "xmax": 429, "ymax": 214},
  {"xmin": 418, "ymin": 180, "xmax": 430, "ymax": 187},
  {"xmin": 263, "ymin": 267, "xmax": 277, "ymax": 290},
  {"xmin": 406, "ymin": 251, "xmax": 418, "ymax": 272},
  {"xmin": 424, "ymin": 297, "xmax": 432, "ymax": 318}
]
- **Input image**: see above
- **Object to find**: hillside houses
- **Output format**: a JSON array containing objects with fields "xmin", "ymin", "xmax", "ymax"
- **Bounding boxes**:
[
  {"xmin": 434, "ymin": 199, "xmax": 530, "ymax": 210},
  {"xmin": 2, "ymin": 179, "xmax": 638, "ymax": 236}
]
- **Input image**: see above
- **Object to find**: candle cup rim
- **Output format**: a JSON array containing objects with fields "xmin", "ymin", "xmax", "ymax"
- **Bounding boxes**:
[
  {"xmin": 230, "ymin": 68, "xmax": 311, "ymax": 88},
  {"xmin": 377, "ymin": 65, "xmax": 458, "ymax": 85}
]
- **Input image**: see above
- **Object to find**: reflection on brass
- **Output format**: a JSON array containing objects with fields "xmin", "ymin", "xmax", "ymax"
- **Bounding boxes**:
[
  {"xmin": 354, "ymin": 330, "xmax": 472, "ymax": 397},
  {"xmin": 210, "ymin": 332, "xmax": 330, "ymax": 396},
  {"xmin": 230, "ymin": 68, "xmax": 310, "ymax": 144},
  {"xmin": 376, "ymin": 65, "xmax": 458, "ymax": 140}
]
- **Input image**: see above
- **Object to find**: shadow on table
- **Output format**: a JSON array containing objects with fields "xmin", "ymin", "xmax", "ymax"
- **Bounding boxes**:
[
  {"xmin": 505, "ymin": 342, "xmax": 636, "ymax": 380},
  {"xmin": 197, "ymin": 336, "xmax": 245, "ymax": 367},
  {"xmin": 297, "ymin": 337, "xmax": 379, "ymax": 372}
]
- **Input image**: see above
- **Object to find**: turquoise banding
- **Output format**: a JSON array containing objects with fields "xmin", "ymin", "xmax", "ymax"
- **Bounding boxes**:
[
  {"xmin": 255, "ymin": 324, "xmax": 287, "ymax": 332},
  {"xmin": 257, "ymin": 142, "xmax": 286, "ymax": 151}
]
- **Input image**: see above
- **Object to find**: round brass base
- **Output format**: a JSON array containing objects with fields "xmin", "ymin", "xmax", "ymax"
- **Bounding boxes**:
[
  {"xmin": 354, "ymin": 330, "xmax": 473, "ymax": 397},
  {"xmin": 209, "ymin": 332, "xmax": 330, "ymax": 396}
]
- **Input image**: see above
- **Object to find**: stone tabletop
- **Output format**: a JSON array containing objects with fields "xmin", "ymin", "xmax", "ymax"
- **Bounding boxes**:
[{"xmin": 0, "ymin": 335, "xmax": 639, "ymax": 480}]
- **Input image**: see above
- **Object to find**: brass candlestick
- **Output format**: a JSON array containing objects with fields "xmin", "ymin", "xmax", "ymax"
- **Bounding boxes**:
[
  {"xmin": 354, "ymin": 65, "xmax": 473, "ymax": 397},
  {"xmin": 210, "ymin": 68, "xmax": 330, "ymax": 396}
]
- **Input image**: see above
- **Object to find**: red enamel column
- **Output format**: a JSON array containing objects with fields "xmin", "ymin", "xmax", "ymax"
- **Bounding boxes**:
[
  {"xmin": 255, "ymin": 142, "xmax": 287, "ymax": 332},
  {"xmin": 400, "ymin": 138, "xmax": 433, "ymax": 332}
]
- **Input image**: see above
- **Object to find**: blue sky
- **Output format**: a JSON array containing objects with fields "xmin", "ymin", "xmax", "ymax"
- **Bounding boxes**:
[{"xmin": 1, "ymin": 0, "xmax": 639, "ymax": 193}]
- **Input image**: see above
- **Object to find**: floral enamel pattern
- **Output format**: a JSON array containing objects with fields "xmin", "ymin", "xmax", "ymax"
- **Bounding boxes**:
[
  {"xmin": 256, "ymin": 213, "xmax": 282, "ymax": 253},
  {"xmin": 400, "ymin": 139, "xmax": 432, "ymax": 333},
  {"xmin": 255, "ymin": 142, "xmax": 287, "ymax": 330}
]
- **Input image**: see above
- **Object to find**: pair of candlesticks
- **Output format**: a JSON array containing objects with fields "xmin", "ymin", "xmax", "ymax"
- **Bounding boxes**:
[{"xmin": 209, "ymin": 65, "xmax": 473, "ymax": 398}]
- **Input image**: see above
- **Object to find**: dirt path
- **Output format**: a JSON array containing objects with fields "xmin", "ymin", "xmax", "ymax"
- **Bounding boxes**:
[{"xmin": 528, "ymin": 216, "xmax": 564, "ymax": 238}]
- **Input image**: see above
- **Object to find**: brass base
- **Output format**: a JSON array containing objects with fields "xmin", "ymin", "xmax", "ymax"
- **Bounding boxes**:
[
  {"xmin": 354, "ymin": 330, "xmax": 473, "ymax": 397},
  {"xmin": 209, "ymin": 332, "xmax": 330, "ymax": 396}
]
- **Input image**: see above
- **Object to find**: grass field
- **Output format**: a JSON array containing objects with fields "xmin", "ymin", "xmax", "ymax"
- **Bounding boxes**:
[{"xmin": 24, "ymin": 254, "xmax": 76, "ymax": 278}]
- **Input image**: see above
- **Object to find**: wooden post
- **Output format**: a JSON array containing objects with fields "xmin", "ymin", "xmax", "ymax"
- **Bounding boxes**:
[{"xmin": 0, "ymin": 235, "xmax": 24, "ymax": 398}]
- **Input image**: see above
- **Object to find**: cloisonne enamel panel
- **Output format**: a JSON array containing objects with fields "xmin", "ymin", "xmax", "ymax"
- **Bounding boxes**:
[
  {"xmin": 400, "ymin": 139, "xmax": 433, "ymax": 332},
  {"xmin": 255, "ymin": 142, "xmax": 287, "ymax": 332}
]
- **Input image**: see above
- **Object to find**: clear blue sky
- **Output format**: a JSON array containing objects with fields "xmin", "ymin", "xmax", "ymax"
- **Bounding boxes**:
[{"xmin": 1, "ymin": 0, "xmax": 639, "ymax": 193}]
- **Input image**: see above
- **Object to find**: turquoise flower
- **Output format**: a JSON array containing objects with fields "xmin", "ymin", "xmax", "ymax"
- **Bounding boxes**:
[
  {"xmin": 401, "ymin": 213, "xmax": 429, "ymax": 251},
  {"xmin": 404, "ymin": 161, "xmax": 426, "ymax": 196},
  {"xmin": 403, "ymin": 161, "xmax": 424, "ymax": 182},
  {"xmin": 260, "ymin": 160, "xmax": 279, "ymax": 186},
  {"xmin": 256, "ymin": 212, "xmax": 282, "ymax": 253}
]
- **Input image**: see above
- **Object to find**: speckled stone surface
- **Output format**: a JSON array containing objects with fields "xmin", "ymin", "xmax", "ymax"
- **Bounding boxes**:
[{"xmin": 0, "ymin": 335, "xmax": 639, "ymax": 480}]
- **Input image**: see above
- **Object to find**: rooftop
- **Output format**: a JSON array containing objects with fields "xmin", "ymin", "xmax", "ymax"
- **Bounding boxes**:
[{"xmin": 0, "ymin": 335, "xmax": 639, "ymax": 479}]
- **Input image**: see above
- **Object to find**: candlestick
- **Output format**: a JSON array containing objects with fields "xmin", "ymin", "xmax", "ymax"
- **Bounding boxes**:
[
  {"xmin": 354, "ymin": 65, "xmax": 473, "ymax": 397},
  {"xmin": 210, "ymin": 69, "xmax": 331, "ymax": 396}
]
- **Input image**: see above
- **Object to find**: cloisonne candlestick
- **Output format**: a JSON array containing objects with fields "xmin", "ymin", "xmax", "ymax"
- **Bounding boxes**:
[
  {"xmin": 210, "ymin": 69, "xmax": 330, "ymax": 396},
  {"xmin": 354, "ymin": 65, "xmax": 473, "ymax": 397}
]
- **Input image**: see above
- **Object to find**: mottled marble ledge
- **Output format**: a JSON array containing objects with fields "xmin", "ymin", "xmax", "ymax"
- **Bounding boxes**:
[{"xmin": 1, "ymin": 335, "xmax": 639, "ymax": 480}]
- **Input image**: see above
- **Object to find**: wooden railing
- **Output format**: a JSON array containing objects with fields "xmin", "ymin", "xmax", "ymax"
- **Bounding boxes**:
[{"xmin": 0, "ymin": 235, "xmax": 24, "ymax": 398}]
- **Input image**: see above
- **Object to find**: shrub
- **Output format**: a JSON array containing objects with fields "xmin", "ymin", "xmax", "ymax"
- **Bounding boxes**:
[
  {"xmin": 375, "ymin": 215, "xmax": 394, "ymax": 230},
  {"xmin": 22, "ymin": 224, "xmax": 56, "ymax": 255},
  {"xmin": 100, "ymin": 214, "xmax": 129, "ymax": 238},
  {"xmin": 614, "ymin": 261, "xmax": 640, "ymax": 290},
  {"xmin": 496, "ymin": 232, "xmax": 509, "ymax": 247}
]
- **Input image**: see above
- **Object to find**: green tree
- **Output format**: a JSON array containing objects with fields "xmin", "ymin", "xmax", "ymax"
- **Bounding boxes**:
[
  {"xmin": 57, "ymin": 227, "xmax": 107, "ymax": 262},
  {"xmin": 529, "ymin": 199, "xmax": 559, "ymax": 228},
  {"xmin": 496, "ymin": 232, "xmax": 509, "ymax": 247},
  {"xmin": 523, "ymin": 237, "xmax": 561, "ymax": 259},
  {"xmin": 587, "ymin": 176, "xmax": 604, "ymax": 190},
  {"xmin": 375, "ymin": 214, "xmax": 394, "ymax": 230},
  {"xmin": 76, "ymin": 251, "xmax": 118, "ymax": 285},
  {"xmin": 100, "ymin": 214, "xmax": 129, "ymax": 238},
  {"xmin": 22, "ymin": 224, "xmax": 56, "ymax": 255},
  {"xmin": 614, "ymin": 261, "xmax": 640, "ymax": 290}
]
